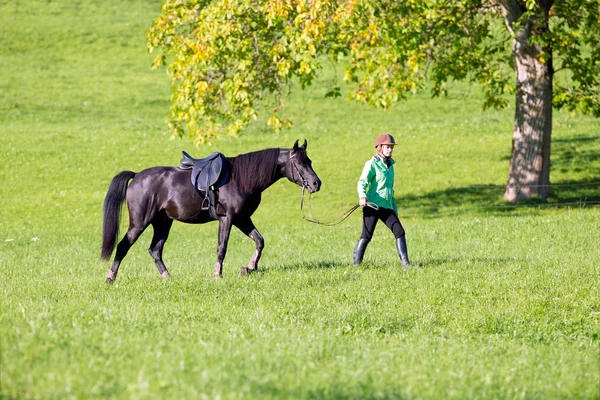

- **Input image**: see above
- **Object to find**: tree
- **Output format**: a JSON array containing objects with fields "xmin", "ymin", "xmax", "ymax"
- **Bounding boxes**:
[{"xmin": 148, "ymin": 0, "xmax": 599, "ymax": 202}]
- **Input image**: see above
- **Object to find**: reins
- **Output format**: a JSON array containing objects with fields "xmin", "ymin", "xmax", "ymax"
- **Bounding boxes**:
[
  {"xmin": 300, "ymin": 187, "xmax": 378, "ymax": 226},
  {"xmin": 290, "ymin": 151, "xmax": 377, "ymax": 226}
]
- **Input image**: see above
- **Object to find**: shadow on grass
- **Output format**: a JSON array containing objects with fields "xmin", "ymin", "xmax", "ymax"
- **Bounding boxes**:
[
  {"xmin": 400, "ymin": 133, "xmax": 600, "ymax": 218},
  {"xmin": 419, "ymin": 256, "xmax": 517, "ymax": 268},
  {"xmin": 399, "ymin": 177, "xmax": 600, "ymax": 219},
  {"xmin": 275, "ymin": 256, "xmax": 517, "ymax": 272},
  {"xmin": 277, "ymin": 260, "xmax": 346, "ymax": 271},
  {"xmin": 257, "ymin": 386, "xmax": 409, "ymax": 400}
]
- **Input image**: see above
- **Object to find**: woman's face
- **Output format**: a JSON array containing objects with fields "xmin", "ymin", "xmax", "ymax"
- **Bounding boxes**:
[{"xmin": 379, "ymin": 144, "xmax": 394, "ymax": 158}]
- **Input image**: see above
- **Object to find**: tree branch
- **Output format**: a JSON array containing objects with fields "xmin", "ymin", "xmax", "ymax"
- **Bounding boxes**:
[{"xmin": 495, "ymin": 0, "xmax": 524, "ymax": 33}]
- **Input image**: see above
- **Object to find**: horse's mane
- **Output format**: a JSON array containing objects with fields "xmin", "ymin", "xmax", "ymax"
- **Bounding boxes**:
[{"xmin": 228, "ymin": 148, "xmax": 281, "ymax": 191}]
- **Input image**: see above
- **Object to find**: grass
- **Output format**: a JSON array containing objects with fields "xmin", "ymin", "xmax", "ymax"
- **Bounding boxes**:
[{"xmin": 1, "ymin": 1, "xmax": 599, "ymax": 399}]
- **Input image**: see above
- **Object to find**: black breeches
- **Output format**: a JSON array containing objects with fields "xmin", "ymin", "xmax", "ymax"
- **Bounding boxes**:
[{"xmin": 360, "ymin": 206, "xmax": 405, "ymax": 241}]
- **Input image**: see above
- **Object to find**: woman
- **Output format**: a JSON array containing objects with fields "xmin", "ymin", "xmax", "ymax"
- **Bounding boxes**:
[{"xmin": 354, "ymin": 133, "xmax": 413, "ymax": 267}]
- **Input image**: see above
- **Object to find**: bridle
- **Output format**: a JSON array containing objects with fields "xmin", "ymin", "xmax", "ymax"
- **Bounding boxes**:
[
  {"xmin": 289, "ymin": 151, "xmax": 308, "ymax": 189},
  {"xmin": 290, "ymin": 151, "xmax": 379, "ymax": 226}
]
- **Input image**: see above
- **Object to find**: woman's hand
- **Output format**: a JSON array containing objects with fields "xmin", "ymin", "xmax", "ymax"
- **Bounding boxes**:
[{"xmin": 359, "ymin": 197, "xmax": 367, "ymax": 207}]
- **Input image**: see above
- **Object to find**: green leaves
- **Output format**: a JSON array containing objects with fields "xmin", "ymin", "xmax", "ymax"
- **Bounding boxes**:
[
  {"xmin": 148, "ymin": 0, "xmax": 600, "ymax": 144},
  {"xmin": 549, "ymin": 0, "xmax": 600, "ymax": 117},
  {"xmin": 148, "ymin": 0, "xmax": 334, "ymax": 144},
  {"xmin": 325, "ymin": 86, "xmax": 341, "ymax": 98}
]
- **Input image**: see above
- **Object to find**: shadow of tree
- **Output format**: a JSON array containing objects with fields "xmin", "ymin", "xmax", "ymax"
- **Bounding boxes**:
[
  {"xmin": 398, "ymin": 177, "xmax": 600, "ymax": 219},
  {"xmin": 552, "ymin": 134, "xmax": 600, "ymax": 175},
  {"xmin": 553, "ymin": 134, "xmax": 600, "ymax": 145},
  {"xmin": 398, "ymin": 134, "xmax": 600, "ymax": 218}
]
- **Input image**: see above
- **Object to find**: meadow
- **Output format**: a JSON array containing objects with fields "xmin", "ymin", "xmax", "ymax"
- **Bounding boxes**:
[{"xmin": 1, "ymin": 0, "xmax": 599, "ymax": 399}]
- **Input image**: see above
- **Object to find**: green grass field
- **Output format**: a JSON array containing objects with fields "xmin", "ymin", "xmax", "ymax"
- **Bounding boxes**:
[{"xmin": 1, "ymin": 1, "xmax": 599, "ymax": 399}]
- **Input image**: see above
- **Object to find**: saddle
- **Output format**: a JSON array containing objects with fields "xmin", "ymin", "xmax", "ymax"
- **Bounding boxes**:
[{"xmin": 179, "ymin": 151, "xmax": 230, "ymax": 215}]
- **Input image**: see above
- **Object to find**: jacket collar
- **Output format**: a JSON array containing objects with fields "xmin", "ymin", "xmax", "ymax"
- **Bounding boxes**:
[{"xmin": 374, "ymin": 154, "xmax": 395, "ymax": 167}]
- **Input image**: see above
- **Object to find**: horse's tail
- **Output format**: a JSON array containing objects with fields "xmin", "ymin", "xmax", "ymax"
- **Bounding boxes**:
[{"xmin": 101, "ymin": 171, "xmax": 136, "ymax": 260}]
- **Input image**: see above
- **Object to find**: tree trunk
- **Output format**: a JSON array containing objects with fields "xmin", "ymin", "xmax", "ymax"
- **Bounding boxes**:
[{"xmin": 499, "ymin": 2, "xmax": 553, "ymax": 202}]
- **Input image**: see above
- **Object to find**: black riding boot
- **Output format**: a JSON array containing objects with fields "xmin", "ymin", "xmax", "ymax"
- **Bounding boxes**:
[
  {"xmin": 396, "ymin": 237, "xmax": 413, "ymax": 267},
  {"xmin": 353, "ymin": 238, "xmax": 369, "ymax": 266}
]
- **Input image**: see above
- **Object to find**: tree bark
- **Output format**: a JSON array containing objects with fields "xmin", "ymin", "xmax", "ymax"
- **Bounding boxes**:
[{"xmin": 498, "ymin": 1, "xmax": 553, "ymax": 202}]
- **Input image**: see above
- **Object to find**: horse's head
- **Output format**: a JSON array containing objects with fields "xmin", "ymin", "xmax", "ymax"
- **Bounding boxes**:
[{"xmin": 286, "ymin": 139, "xmax": 322, "ymax": 193}]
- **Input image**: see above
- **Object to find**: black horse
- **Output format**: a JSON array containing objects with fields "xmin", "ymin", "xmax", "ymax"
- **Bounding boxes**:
[{"xmin": 101, "ymin": 140, "xmax": 321, "ymax": 282}]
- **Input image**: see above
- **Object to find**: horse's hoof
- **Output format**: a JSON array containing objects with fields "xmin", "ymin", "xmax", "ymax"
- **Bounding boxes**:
[
  {"xmin": 161, "ymin": 271, "xmax": 170, "ymax": 279},
  {"xmin": 106, "ymin": 270, "xmax": 116, "ymax": 284},
  {"xmin": 239, "ymin": 267, "xmax": 249, "ymax": 276},
  {"xmin": 213, "ymin": 274, "xmax": 222, "ymax": 279}
]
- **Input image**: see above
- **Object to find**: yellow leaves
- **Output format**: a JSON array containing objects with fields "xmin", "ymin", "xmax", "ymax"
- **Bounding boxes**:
[
  {"xmin": 301, "ymin": 20, "xmax": 325, "ymax": 42},
  {"xmin": 407, "ymin": 53, "xmax": 422, "ymax": 74},
  {"xmin": 235, "ymin": 88, "xmax": 249, "ymax": 102},
  {"xmin": 332, "ymin": 3, "xmax": 349, "ymax": 24},
  {"xmin": 267, "ymin": 115, "xmax": 292, "ymax": 132},
  {"xmin": 354, "ymin": 87, "xmax": 365, "ymax": 102},
  {"xmin": 524, "ymin": 0, "xmax": 538, "ymax": 11},
  {"xmin": 151, "ymin": 54, "xmax": 166, "ymax": 70},
  {"xmin": 345, "ymin": 0, "xmax": 358, "ymax": 11},
  {"xmin": 190, "ymin": 43, "xmax": 214, "ymax": 63},
  {"xmin": 407, "ymin": 79, "xmax": 418, "ymax": 91},
  {"xmin": 299, "ymin": 60, "xmax": 312, "ymax": 74},
  {"xmin": 177, "ymin": 111, "xmax": 190, "ymax": 121},
  {"xmin": 425, "ymin": 8, "xmax": 438, "ymax": 20},
  {"xmin": 264, "ymin": 0, "xmax": 290, "ymax": 19},
  {"xmin": 368, "ymin": 22, "xmax": 379, "ymax": 45},
  {"xmin": 277, "ymin": 59, "xmax": 291, "ymax": 77},
  {"xmin": 295, "ymin": 2, "xmax": 307, "ymax": 14},
  {"xmin": 154, "ymin": 0, "xmax": 433, "ymax": 143},
  {"xmin": 238, "ymin": 60, "xmax": 250, "ymax": 72},
  {"xmin": 193, "ymin": 126, "xmax": 219, "ymax": 147},
  {"xmin": 196, "ymin": 81, "xmax": 209, "ymax": 98},
  {"xmin": 227, "ymin": 120, "xmax": 244, "ymax": 138}
]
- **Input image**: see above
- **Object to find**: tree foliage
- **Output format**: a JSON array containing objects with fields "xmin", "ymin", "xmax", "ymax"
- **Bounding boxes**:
[
  {"xmin": 547, "ymin": 1, "xmax": 600, "ymax": 116},
  {"xmin": 148, "ymin": 0, "xmax": 600, "ymax": 145}
]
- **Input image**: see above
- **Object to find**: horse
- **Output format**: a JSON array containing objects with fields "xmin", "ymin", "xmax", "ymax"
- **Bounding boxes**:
[{"xmin": 101, "ymin": 140, "xmax": 321, "ymax": 282}]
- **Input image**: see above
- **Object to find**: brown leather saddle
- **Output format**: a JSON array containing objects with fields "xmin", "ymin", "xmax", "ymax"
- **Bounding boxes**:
[{"xmin": 179, "ymin": 151, "xmax": 230, "ymax": 215}]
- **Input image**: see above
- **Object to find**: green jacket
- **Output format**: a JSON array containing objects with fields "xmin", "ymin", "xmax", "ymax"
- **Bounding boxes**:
[{"xmin": 357, "ymin": 155, "xmax": 398, "ymax": 213}]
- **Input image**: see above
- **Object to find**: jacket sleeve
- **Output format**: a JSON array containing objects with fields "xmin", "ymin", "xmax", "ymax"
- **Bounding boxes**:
[{"xmin": 357, "ymin": 160, "xmax": 373, "ymax": 199}]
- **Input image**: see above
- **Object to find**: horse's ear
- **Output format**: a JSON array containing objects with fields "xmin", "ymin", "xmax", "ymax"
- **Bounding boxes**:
[
  {"xmin": 293, "ymin": 140, "xmax": 299, "ymax": 151},
  {"xmin": 301, "ymin": 139, "xmax": 307, "ymax": 150}
]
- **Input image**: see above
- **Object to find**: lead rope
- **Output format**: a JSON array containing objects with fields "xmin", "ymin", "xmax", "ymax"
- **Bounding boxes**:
[{"xmin": 300, "ymin": 187, "xmax": 378, "ymax": 226}]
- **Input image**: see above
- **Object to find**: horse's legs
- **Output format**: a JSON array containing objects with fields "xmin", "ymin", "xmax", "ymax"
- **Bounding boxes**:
[
  {"xmin": 148, "ymin": 217, "xmax": 174, "ymax": 279},
  {"xmin": 235, "ymin": 218, "xmax": 264, "ymax": 276},
  {"xmin": 106, "ymin": 224, "xmax": 146, "ymax": 284},
  {"xmin": 213, "ymin": 216, "xmax": 233, "ymax": 278}
]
